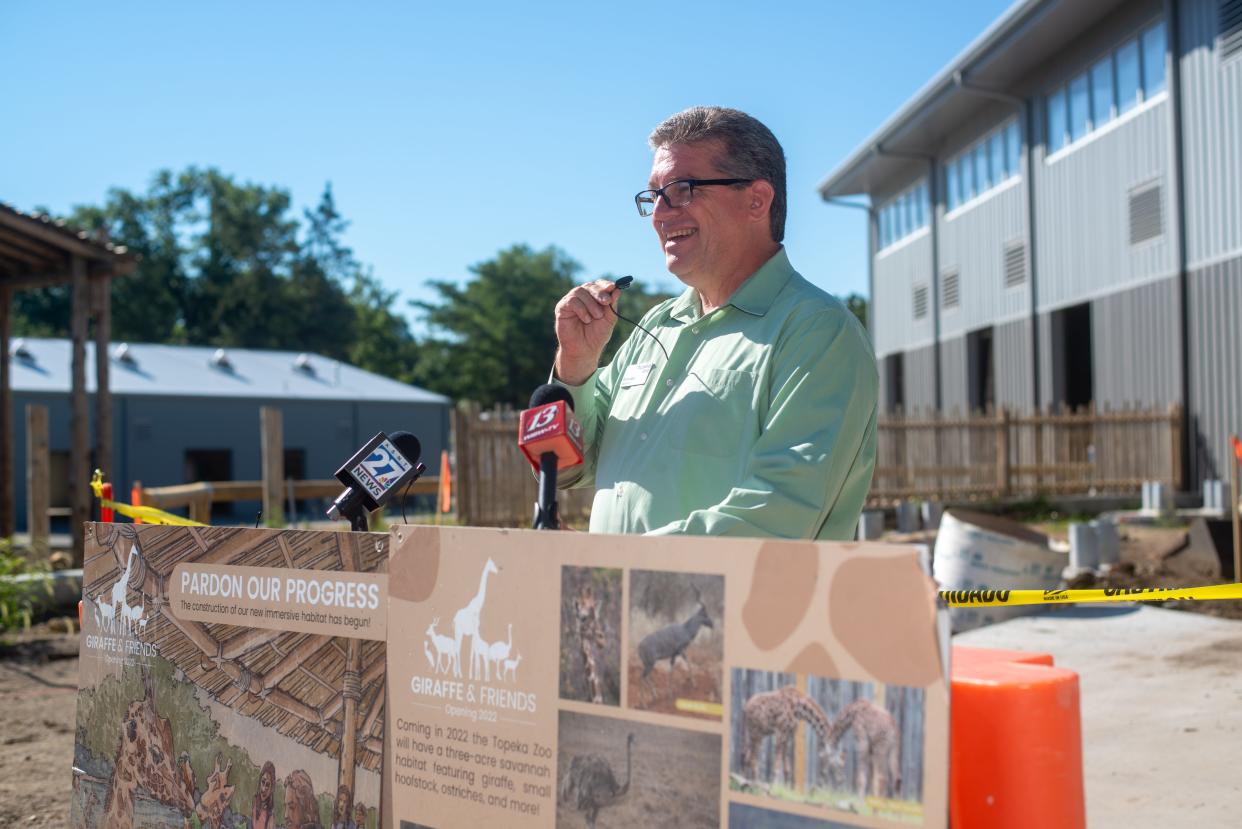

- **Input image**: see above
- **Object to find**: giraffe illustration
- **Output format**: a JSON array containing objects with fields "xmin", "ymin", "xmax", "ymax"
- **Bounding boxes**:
[
  {"xmin": 823, "ymin": 698, "xmax": 901, "ymax": 798},
  {"xmin": 452, "ymin": 558, "xmax": 498, "ymax": 679},
  {"xmin": 741, "ymin": 685, "xmax": 834, "ymax": 787}
]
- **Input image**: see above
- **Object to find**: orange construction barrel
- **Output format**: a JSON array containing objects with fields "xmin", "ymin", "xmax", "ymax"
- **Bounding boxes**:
[{"xmin": 950, "ymin": 646, "xmax": 1085, "ymax": 829}]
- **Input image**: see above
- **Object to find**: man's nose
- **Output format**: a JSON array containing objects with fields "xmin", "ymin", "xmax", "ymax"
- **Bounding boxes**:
[{"xmin": 651, "ymin": 191, "xmax": 680, "ymax": 221}]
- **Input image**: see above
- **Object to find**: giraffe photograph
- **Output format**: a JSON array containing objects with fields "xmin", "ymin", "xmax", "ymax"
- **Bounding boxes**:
[
  {"xmin": 558, "ymin": 566, "xmax": 623, "ymax": 706},
  {"xmin": 626, "ymin": 571, "xmax": 724, "ymax": 719},
  {"xmin": 555, "ymin": 709, "xmax": 721, "ymax": 829},
  {"xmin": 728, "ymin": 669, "xmax": 925, "ymax": 824}
]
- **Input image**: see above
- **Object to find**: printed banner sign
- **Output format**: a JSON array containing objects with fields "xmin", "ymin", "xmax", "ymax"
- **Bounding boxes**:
[
  {"xmin": 385, "ymin": 526, "xmax": 948, "ymax": 829},
  {"xmin": 71, "ymin": 523, "xmax": 389, "ymax": 829}
]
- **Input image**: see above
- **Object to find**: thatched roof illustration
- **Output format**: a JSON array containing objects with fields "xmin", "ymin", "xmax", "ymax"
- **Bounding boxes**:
[{"xmin": 84, "ymin": 523, "xmax": 387, "ymax": 772}]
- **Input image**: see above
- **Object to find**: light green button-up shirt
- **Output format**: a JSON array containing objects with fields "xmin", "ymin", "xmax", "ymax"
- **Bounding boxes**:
[{"xmin": 561, "ymin": 247, "xmax": 878, "ymax": 540}]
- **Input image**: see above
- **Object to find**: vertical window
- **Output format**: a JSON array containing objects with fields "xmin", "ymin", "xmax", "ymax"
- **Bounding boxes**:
[
  {"xmin": 1141, "ymin": 22, "xmax": 1167, "ymax": 96},
  {"xmin": 989, "ymin": 131, "xmax": 1006, "ymax": 180},
  {"xmin": 1047, "ymin": 88, "xmax": 1068, "ymax": 152},
  {"xmin": 974, "ymin": 145, "xmax": 990, "ymax": 193},
  {"xmin": 921, "ymin": 183, "xmax": 931, "ymax": 225},
  {"xmin": 1090, "ymin": 55, "xmax": 1115, "ymax": 127},
  {"xmin": 914, "ymin": 184, "xmax": 926, "ymax": 228},
  {"xmin": 1068, "ymin": 73, "xmax": 1090, "ymax": 141},
  {"xmin": 1005, "ymin": 120, "xmax": 1022, "ymax": 174},
  {"xmin": 1116, "ymin": 39, "xmax": 1140, "ymax": 114},
  {"xmin": 960, "ymin": 154, "xmax": 975, "ymax": 199},
  {"xmin": 946, "ymin": 161, "xmax": 960, "ymax": 211}
]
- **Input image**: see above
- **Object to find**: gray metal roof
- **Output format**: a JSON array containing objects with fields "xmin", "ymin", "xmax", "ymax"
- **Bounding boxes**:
[
  {"xmin": 817, "ymin": 0, "xmax": 1129, "ymax": 198},
  {"xmin": 6, "ymin": 337, "xmax": 450, "ymax": 404}
]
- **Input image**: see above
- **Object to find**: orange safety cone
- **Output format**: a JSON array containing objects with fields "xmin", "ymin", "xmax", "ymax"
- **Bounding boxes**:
[
  {"xmin": 950, "ymin": 646, "xmax": 1085, "ymax": 828},
  {"xmin": 101, "ymin": 482, "xmax": 114, "ymax": 523}
]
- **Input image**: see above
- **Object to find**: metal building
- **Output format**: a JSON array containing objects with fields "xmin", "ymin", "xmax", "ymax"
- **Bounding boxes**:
[
  {"xmin": 5, "ymin": 337, "xmax": 450, "ymax": 531},
  {"xmin": 818, "ymin": 0, "xmax": 1241, "ymax": 487}
]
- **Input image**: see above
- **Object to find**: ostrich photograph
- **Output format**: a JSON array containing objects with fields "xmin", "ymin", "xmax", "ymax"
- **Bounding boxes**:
[
  {"xmin": 559, "ymin": 566, "xmax": 623, "ymax": 705},
  {"xmin": 626, "ymin": 571, "xmax": 724, "ymax": 718},
  {"xmin": 556, "ymin": 711, "xmax": 720, "ymax": 829}
]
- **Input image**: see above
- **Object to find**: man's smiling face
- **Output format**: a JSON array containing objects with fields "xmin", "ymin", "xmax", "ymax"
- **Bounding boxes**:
[{"xmin": 648, "ymin": 139, "xmax": 754, "ymax": 289}]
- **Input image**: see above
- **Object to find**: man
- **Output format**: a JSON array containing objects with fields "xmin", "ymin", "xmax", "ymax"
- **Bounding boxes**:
[{"xmin": 552, "ymin": 106, "xmax": 877, "ymax": 539}]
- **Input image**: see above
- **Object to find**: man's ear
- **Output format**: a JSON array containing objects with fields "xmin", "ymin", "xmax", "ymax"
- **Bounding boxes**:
[{"xmin": 748, "ymin": 180, "xmax": 775, "ymax": 223}]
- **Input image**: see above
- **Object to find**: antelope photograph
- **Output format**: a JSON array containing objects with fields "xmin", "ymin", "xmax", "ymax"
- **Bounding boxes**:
[{"xmin": 626, "ymin": 571, "xmax": 724, "ymax": 719}]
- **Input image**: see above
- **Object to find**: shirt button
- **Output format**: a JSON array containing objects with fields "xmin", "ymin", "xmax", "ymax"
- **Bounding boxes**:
[
  {"xmin": 665, "ymin": 379, "xmax": 673, "ymax": 387},
  {"xmin": 692, "ymin": 327, "xmax": 700, "ymax": 334},
  {"xmin": 640, "ymin": 433, "xmax": 648, "ymax": 441}
]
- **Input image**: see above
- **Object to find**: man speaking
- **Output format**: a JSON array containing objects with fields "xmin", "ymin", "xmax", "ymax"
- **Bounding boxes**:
[{"xmin": 553, "ymin": 106, "xmax": 877, "ymax": 539}]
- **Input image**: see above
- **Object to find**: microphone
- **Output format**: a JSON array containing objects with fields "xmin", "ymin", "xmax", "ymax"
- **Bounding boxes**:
[
  {"xmin": 518, "ymin": 384, "xmax": 583, "ymax": 530},
  {"xmin": 327, "ymin": 431, "xmax": 426, "ymax": 531}
]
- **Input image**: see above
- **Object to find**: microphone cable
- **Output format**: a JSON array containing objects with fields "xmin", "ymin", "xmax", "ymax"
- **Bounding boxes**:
[{"xmin": 609, "ymin": 276, "xmax": 671, "ymax": 363}]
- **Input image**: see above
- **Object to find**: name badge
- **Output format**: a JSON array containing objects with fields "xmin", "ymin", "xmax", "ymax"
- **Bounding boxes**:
[{"xmin": 620, "ymin": 362, "xmax": 655, "ymax": 388}]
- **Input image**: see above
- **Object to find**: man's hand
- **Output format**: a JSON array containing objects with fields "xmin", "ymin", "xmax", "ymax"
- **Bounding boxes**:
[{"xmin": 554, "ymin": 279, "xmax": 620, "ymax": 385}]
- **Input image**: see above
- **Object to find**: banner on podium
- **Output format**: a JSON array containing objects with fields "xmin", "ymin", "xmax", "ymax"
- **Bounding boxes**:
[
  {"xmin": 386, "ymin": 526, "xmax": 947, "ymax": 829},
  {"xmin": 71, "ymin": 523, "xmax": 389, "ymax": 829}
]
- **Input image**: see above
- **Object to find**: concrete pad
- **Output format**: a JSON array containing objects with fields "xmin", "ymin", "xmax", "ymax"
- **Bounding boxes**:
[{"xmin": 955, "ymin": 605, "xmax": 1242, "ymax": 828}]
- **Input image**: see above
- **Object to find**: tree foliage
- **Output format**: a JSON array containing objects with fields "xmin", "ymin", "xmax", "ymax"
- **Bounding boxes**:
[{"xmin": 9, "ymin": 167, "xmax": 674, "ymax": 408}]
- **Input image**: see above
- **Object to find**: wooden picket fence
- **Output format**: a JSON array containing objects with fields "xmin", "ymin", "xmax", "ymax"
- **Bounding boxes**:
[
  {"xmin": 871, "ymin": 403, "xmax": 1182, "ymax": 504},
  {"xmin": 452, "ymin": 401, "xmax": 1183, "ymax": 525},
  {"xmin": 453, "ymin": 402, "xmax": 595, "ymax": 528}
]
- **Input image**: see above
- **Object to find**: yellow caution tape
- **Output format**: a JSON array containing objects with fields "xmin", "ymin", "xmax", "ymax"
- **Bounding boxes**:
[
  {"xmin": 674, "ymin": 698, "xmax": 724, "ymax": 717},
  {"xmin": 940, "ymin": 583, "xmax": 1242, "ymax": 608},
  {"xmin": 90, "ymin": 470, "xmax": 206, "ymax": 527}
]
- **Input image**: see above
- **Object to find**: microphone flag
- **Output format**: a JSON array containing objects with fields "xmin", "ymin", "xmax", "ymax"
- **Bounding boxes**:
[{"xmin": 518, "ymin": 400, "xmax": 584, "ymax": 472}]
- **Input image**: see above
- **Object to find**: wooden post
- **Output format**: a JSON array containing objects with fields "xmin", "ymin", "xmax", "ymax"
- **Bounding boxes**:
[
  {"xmin": 25, "ymin": 405, "xmax": 49, "ymax": 550},
  {"xmin": 70, "ymin": 255, "xmax": 90, "ymax": 563},
  {"xmin": 453, "ymin": 403, "xmax": 472, "ymax": 527},
  {"xmin": 189, "ymin": 490, "xmax": 212, "ymax": 525},
  {"xmin": 260, "ymin": 406, "xmax": 283, "ymax": 527},
  {"xmin": 996, "ymin": 408, "xmax": 1011, "ymax": 497},
  {"xmin": 0, "ymin": 285, "xmax": 12, "ymax": 538},
  {"xmin": 339, "ymin": 638, "xmax": 362, "ymax": 815},
  {"xmin": 93, "ymin": 273, "xmax": 112, "ymax": 483}
]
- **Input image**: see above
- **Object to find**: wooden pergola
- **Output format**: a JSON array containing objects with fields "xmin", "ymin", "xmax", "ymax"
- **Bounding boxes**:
[{"xmin": 0, "ymin": 202, "xmax": 135, "ymax": 559}]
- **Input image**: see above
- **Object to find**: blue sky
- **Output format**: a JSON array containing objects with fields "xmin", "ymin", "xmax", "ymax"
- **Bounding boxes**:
[{"xmin": 1, "ymin": 0, "xmax": 1011, "ymax": 327}]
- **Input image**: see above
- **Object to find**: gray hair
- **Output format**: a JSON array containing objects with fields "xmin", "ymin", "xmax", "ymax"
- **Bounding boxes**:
[{"xmin": 648, "ymin": 106, "xmax": 787, "ymax": 243}]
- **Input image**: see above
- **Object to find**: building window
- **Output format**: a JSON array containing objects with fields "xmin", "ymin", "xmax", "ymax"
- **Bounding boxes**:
[
  {"xmin": 1222, "ymin": 0, "xmax": 1242, "ymax": 61},
  {"xmin": 1046, "ymin": 20, "xmax": 1167, "ymax": 154},
  {"xmin": 878, "ymin": 180, "xmax": 929, "ymax": 250},
  {"xmin": 944, "ymin": 119, "xmax": 1022, "ymax": 212}
]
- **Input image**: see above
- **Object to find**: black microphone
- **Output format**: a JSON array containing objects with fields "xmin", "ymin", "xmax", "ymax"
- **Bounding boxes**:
[
  {"xmin": 327, "ymin": 431, "xmax": 426, "ymax": 531},
  {"xmin": 521, "ymin": 384, "xmax": 581, "ymax": 530}
]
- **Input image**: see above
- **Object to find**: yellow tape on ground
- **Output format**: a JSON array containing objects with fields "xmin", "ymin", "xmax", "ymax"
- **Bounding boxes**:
[
  {"xmin": 940, "ymin": 583, "xmax": 1242, "ymax": 608},
  {"xmin": 89, "ymin": 471, "xmax": 206, "ymax": 527},
  {"xmin": 674, "ymin": 699, "xmax": 724, "ymax": 717}
]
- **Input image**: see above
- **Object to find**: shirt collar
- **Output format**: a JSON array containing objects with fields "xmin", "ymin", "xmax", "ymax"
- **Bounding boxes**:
[{"xmin": 668, "ymin": 246, "xmax": 794, "ymax": 323}]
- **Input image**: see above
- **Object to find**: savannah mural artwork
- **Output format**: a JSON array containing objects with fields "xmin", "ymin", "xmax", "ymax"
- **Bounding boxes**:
[{"xmin": 71, "ymin": 523, "xmax": 386, "ymax": 829}]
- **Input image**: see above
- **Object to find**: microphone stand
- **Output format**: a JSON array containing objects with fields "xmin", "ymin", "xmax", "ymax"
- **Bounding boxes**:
[{"xmin": 533, "ymin": 452, "xmax": 559, "ymax": 530}]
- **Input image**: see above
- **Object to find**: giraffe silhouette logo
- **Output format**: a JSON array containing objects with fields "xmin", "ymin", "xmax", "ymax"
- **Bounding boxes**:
[
  {"xmin": 92, "ymin": 544, "xmax": 148, "ymax": 637},
  {"xmin": 420, "ymin": 557, "xmax": 522, "ymax": 684}
]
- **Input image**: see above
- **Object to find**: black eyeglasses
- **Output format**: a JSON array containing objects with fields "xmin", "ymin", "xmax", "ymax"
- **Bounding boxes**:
[{"xmin": 634, "ymin": 178, "xmax": 753, "ymax": 216}]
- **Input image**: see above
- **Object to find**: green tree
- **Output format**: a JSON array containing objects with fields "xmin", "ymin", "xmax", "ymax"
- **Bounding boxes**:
[
  {"xmin": 411, "ymin": 244, "xmax": 581, "ymax": 407},
  {"xmin": 844, "ymin": 292, "xmax": 868, "ymax": 330}
]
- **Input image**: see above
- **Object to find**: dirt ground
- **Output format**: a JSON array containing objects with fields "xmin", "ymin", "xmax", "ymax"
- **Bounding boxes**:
[
  {"xmin": 626, "ymin": 641, "xmax": 721, "ymax": 720},
  {"xmin": 0, "ymin": 629, "xmax": 79, "ymax": 828},
  {"xmin": 555, "ymin": 711, "xmax": 720, "ymax": 829}
]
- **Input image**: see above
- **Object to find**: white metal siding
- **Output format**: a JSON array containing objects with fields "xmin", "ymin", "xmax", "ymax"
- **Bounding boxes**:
[
  {"xmin": 940, "ymin": 336, "xmax": 968, "ymax": 412},
  {"xmin": 995, "ymin": 317, "xmax": 1035, "ymax": 410},
  {"xmin": 872, "ymin": 234, "xmax": 933, "ymax": 357},
  {"xmin": 1034, "ymin": 100, "xmax": 1176, "ymax": 310},
  {"xmin": 938, "ymin": 182, "xmax": 1030, "ymax": 338},
  {"xmin": 1188, "ymin": 256, "xmax": 1242, "ymax": 481},
  {"xmin": 904, "ymin": 344, "xmax": 939, "ymax": 412},
  {"xmin": 1179, "ymin": 0, "xmax": 1242, "ymax": 266},
  {"xmin": 1091, "ymin": 276, "xmax": 1183, "ymax": 407}
]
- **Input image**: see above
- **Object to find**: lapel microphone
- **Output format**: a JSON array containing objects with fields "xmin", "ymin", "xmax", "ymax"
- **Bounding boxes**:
[{"xmin": 608, "ymin": 275, "xmax": 670, "ymax": 362}]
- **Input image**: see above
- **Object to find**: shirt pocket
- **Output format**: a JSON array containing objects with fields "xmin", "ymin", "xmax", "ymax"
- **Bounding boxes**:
[{"xmin": 668, "ymin": 368, "xmax": 757, "ymax": 458}]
